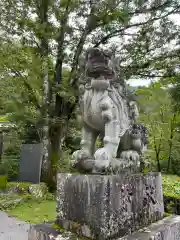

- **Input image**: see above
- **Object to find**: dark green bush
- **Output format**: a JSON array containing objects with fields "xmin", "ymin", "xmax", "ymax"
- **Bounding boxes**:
[
  {"xmin": 0, "ymin": 164, "xmax": 8, "ymax": 175},
  {"xmin": 0, "ymin": 175, "xmax": 8, "ymax": 190},
  {"xmin": 0, "ymin": 193, "xmax": 32, "ymax": 210},
  {"xmin": 0, "ymin": 158, "xmax": 19, "ymax": 181},
  {"xmin": 1, "ymin": 136, "xmax": 21, "ymax": 181}
]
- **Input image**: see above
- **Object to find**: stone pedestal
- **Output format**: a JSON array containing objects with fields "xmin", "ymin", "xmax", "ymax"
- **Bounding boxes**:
[
  {"xmin": 56, "ymin": 172, "xmax": 164, "ymax": 239},
  {"xmin": 28, "ymin": 216, "xmax": 180, "ymax": 240}
]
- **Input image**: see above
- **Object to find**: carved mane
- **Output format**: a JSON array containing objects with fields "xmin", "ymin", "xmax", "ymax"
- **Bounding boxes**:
[{"xmin": 78, "ymin": 48, "xmax": 137, "ymax": 132}]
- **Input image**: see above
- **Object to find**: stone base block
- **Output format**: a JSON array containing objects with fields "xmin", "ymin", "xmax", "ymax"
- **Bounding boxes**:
[{"xmin": 56, "ymin": 172, "xmax": 164, "ymax": 239}]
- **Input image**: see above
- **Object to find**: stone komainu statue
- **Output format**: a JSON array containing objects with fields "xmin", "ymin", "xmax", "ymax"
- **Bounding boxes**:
[{"xmin": 72, "ymin": 48, "xmax": 148, "ymax": 173}]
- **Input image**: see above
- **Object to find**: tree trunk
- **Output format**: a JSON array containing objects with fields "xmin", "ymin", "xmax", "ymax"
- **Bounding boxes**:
[
  {"xmin": 167, "ymin": 114, "xmax": 176, "ymax": 173},
  {"xmin": 0, "ymin": 131, "xmax": 3, "ymax": 163},
  {"xmin": 46, "ymin": 122, "xmax": 68, "ymax": 190},
  {"xmin": 41, "ymin": 71, "xmax": 51, "ymax": 181},
  {"xmin": 156, "ymin": 152, "xmax": 161, "ymax": 172},
  {"xmin": 35, "ymin": 0, "xmax": 51, "ymax": 185},
  {"xmin": 153, "ymin": 135, "xmax": 162, "ymax": 172},
  {"xmin": 167, "ymin": 139, "xmax": 173, "ymax": 173}
]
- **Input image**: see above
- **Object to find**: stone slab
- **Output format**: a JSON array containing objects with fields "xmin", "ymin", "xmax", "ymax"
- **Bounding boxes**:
[
  {"xmin": 119, "ymin": 215, "xmax": 180, "ymax": 240},
  {"xmin": 56, "ymin": 172, "xmax": 164, "ymax": 239},
  {"xmin": 28, "ymin": 216, "xmax": 180, "ymax": 240}
]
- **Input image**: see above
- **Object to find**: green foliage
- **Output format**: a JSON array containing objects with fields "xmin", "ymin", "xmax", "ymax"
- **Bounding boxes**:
[
  {"xmin": 0, "ymin": 158, "xmax": 19, "ymax": 181},
  {"xmin": 162, "ymin": 175, "xmax": 180, "ymax": 199},
  {"xmin": 57, "ymin": 148, "xmax": 71, "ymax": 173},
  {"xmin": 6, "ymin": 182, "xmax": 32, "ymax": 193},
  {"xmin": 0, "ymin": 0, "xmax": 180, "ymax": 186},
  {"xmin": 171, "ymin": 160, "xmax": 180, "ymax": 176},
  {"xmin": 0, "ymin": 164, "xmax": 8, "ymax": 175},
  {"xmin": 29, "ymin": 182, "xmax": 48, "ymax": 199},
  {"xmin": 162, "ymin": 174, "xmax": 180, "ymax": 214},
  {"xmin": 0, "ymin": 115, "xmax": 9, "ymax": 122},
  {"xmin": 137, "ymin": 83, "xmax": 180, "ymax": 172},
  {"xmin": 0, "ymin": 193, "xmax": 31, "ymax": 211},
  {"xmin": 0, "ymin": 129, "xmax": 21, "ymax": 180},
  {"xmin": 6, "ymin": 181, "xmax": 52, "ymax": 199}
]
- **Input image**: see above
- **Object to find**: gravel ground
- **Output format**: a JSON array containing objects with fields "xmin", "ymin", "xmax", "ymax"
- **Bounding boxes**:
[{"xmin": 0, "ymin": 212, "xmax": 30, "ymax": 240}]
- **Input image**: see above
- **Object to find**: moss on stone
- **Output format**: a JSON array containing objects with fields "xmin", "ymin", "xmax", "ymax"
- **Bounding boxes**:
[
  {"xmin": 163, "ymin": 212, "xmax": 171, "ymax": 218},
  {"xmin": 52, "ymin": 223, "xmax": 65, "ymax": 232},
  {"xmin": 52, "ymin": 222, "xmax": 90, "ymax": 240}
]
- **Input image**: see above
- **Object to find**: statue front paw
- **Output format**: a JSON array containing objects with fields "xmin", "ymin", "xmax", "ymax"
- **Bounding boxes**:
[
  {"xmin": 92, "ymin": 148, "xmax": 110, "ymax": 173},
  {"xmin": 72, "ymin": 150, "xmax": 94, "ymax": 172}
]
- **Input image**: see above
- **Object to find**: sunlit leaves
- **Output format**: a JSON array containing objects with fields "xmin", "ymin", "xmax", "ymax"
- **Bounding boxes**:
[{"xmin": 137, "ymin": 82, "xmax": 179, "ymax": 169}]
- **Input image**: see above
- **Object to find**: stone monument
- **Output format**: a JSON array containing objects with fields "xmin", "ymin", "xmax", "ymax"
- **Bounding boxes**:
[
  {"xmin": 19, "ymin": 143, "xmax": 43, "ymax": 183},
  {"xmin": 28, "ymin": 48, "xmax": 180, "ymax": 240},
  {"xmin": 55, "ymin": 48, "xmax": 164, "ymax": 239}
]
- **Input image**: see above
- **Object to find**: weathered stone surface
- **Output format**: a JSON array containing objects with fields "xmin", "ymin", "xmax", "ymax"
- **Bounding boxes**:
[
  {"xmin": 28, "ymin": 216, "xmax": 180, "ymax": 240},
  {"xmin": 28, "ymin": 223, "xmax": 81, "ymax": 240},
  {"xmin": 56, "ymin": 172, "xmax": 164, "ymax": 239},
  {"xmin": 28, "ymin": 223, "xmax": 60, "ymax": 240},
  {"xmin": 119, "ymin": 215, "xmax": 180, "ymax": 240}
]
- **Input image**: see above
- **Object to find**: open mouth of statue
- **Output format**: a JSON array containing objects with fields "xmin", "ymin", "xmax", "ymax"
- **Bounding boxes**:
[{"xmin": 86, "ymin": 63, "xmax": 114, "ymax": 79}]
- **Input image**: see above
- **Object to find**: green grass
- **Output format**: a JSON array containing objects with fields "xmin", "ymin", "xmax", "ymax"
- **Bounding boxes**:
[{"xmin": 7, "ymin": 199, "xmax": 56, "ymax": 224}]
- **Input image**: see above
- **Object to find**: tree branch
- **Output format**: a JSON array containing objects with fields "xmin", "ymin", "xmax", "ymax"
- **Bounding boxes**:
[
  {"xmin": 11, "ymin": 70, "xmax": 42, "ymax": 112},
  {"xmin": 94, "ymin": 8, "xmax": 179, "ymax": 47},
  {"xmin": 128, "ymin": 0, "xmax": 172, "ymax": 16},
  {"xmin": 68, "ymin": 5, "xmax": 97, "ymax": 87}
]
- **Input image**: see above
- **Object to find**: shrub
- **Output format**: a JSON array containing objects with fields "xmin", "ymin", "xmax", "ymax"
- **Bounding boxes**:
[
  {"xmin": 0, "ymin": 164, "xmax": 7, "ymax": 175},
  {"xmin": 29, "ymin": 183, "xmax": 48, "ymax": 199},
  {"xmin": 57, "ymin": 149, "xmax": 71, "ymax": 173},
  {"xmin": 6, "ymin": 181, "xmax": 52, "ymax": 200},
  {"xmin": 0, "ymin": 175, "xmax": 8, "ymax": 190},
  {"xmin": 0, "ymin": 193, "xmax": 32, "ymax": 210},
  {"xmin": 162, "ymin": 174, "xmax": 180, "ymax": 214},
  {"xmin": 0, "ymin": 158, "xmax": 19, "ymax": 181},
  {"xmin": 6, "ymin": 182, "xmax": 32, "ymax": 193}
]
